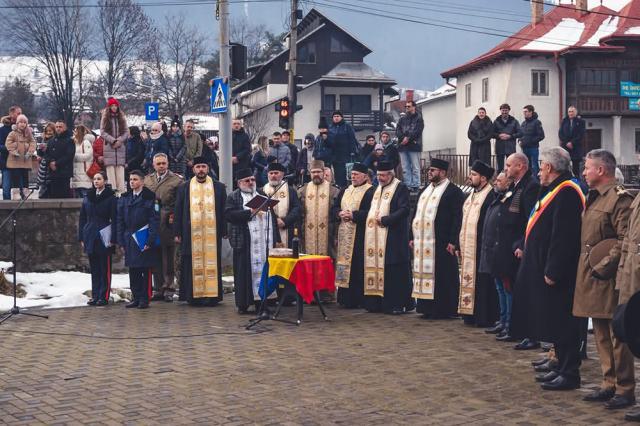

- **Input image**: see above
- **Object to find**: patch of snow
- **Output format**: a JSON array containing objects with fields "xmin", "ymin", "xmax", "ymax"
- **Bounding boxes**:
[
  {"xmin": 521, "ymin": 18, "xmax": 585, "ymax": 51},
  {"xmin": 583, "ymin": 16, "xmax": 619, "ymax": 46},
  {"xmin": 0, "ymin": 270, "xmax": 131, "ymax": 311},
  {"xmin": 558, "ymin": 0, "xmax": 631, "ymax": 12},
  {"xmin": 625, "ymin": 26, "xmax": 640, "ymax": 35}
]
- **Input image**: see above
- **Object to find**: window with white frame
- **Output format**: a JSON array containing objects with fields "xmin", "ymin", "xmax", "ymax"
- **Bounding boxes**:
[
  {"xmin": 465, "ymin": 83, "xmax": 472, "ymax": 107},
  {"xmin": 481, "ymin": 78, "xmax": 489, "ymax": 103},
  {"xmin": 531, "ymin": 70, "xmax": 549, "ymax": 96}
]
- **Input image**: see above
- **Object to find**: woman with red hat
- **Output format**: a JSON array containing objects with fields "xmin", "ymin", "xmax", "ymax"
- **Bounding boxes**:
[{"xmin": 100, "ymin": 97, "xmax": 129, "ymax": 193}]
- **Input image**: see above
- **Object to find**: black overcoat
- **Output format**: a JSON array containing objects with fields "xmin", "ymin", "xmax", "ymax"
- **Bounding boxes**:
[
  {"xmin": 116, "ymin": 187, "xmax": 160, "ymax": 268},
  {"xmin": 79, "ymin": 187, "xmax": 117, "ymax": 255}
]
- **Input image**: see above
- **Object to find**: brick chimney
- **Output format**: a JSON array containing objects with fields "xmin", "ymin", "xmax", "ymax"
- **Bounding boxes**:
[
  {"xmin": 531, "ymin": 0, "xmax": 543, "ymax": 27},
  {"xmin": 576, "ymin": 0, "xmax": 588, "ymax": 14}
]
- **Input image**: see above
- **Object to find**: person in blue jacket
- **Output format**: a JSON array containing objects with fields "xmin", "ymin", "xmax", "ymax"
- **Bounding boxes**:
[
  {"xmin": 79, "ymin": 171, "xmax": 117, "ymax": 306},
  {"xmin": 117, "ymin": 169, "xmax": 160, "ymax": 309}
]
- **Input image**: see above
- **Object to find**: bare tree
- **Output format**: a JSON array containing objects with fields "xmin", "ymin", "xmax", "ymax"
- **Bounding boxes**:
[
  {"xmin": 96, "ymin": 0, "xmax": 151, "ymax": 98},
  {"xmin": 242, "ymin": 108, "xmax": 273, "ymax": 144},
  {"xmin": 230, "ymin": 17, "xmax": 285, "ymax": 66},
  {"xmin": 4, "ymin": 0, "xmax": 92, "ymax": 127},
  {"xmin": 145, "ymin": 15, "xmax": 205, "ymax": 119}
]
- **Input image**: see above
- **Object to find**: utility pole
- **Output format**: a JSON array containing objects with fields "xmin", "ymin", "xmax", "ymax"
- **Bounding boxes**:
[
  {"xmin": 218, "ymin": 0, "xmax": 233, "ymax": 188},
  {"xmin": 287, "ymin": 0, "xmax": 298, "ymax": 136}
]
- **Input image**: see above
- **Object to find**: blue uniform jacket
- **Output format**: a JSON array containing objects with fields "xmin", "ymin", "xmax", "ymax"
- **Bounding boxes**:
[
  {"xmin": 117, "ymin": 186, "xmax": 160, "ymax": 268},
  {"xmin": 78, "ymin": 187, "xmax": 118, "ymax": 255}
]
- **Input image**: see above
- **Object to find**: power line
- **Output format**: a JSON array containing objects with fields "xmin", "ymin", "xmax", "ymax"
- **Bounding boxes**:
[
  {"xmin": 0, "ymin": 0, "xmax": 284, "ymax": 9},
  {"xmin": 528, "ymin": 0, "xmax": 640, "ymax": 22}
]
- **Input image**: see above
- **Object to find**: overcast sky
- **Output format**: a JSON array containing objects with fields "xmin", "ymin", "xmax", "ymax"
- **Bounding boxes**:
[{"xmin": 146, "ymin": 0, "xmax": 538, "ymax": 90}]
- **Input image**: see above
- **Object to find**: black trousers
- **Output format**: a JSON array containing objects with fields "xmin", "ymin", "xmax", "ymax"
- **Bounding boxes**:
[
  {"xmin": 89, "ymin": 250, "xmax": 112, "ymax": 302},
  {"xmin": 555, "ymin": 332, "xmax": 582, "ymax": 381},
  {"xmin": 496, "ymin": 154, "xmax": 506, "ymax": 173},
  {"xmin": 48, "ymin": 177, "xmax": 71, "ymax": 198},
  {"xmin": 129, "ymin": 267, "xmax": 152, "ymax": 303},
  {"xmin": 333, "ymin": 161, "xmax": 348, "ymax": 188},
  {"xmin": 469, "ymin": 143, "xmax": 491, "ymax": 166},
  {"xmin": 571, "ymin": 158, "xmax": 582, "ymax": 180}
]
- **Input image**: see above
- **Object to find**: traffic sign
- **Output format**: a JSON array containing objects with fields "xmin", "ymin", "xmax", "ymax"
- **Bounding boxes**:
[
  {"xmin": 145, "ymin": 102, "xmax": 159, "ymax": 121},
  {"xmin": 210, "ymin": 77, "xmax": 228, "ymax": 114}
]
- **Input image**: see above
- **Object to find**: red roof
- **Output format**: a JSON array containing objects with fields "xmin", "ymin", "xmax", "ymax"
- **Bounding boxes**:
[{"xmin": 441, "ymin": 0, "xmax": 640, "ymax": 78}]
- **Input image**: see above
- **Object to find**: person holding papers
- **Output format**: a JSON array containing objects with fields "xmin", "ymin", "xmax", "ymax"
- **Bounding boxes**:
[
  {"xmin": 117, "ymin": 169, "xmax": 160, "ymax": 309},
  {"xmin": 174, "ymin": 157, "xmax": 226, "ymax": 306},
  {"xmin": 79, "ymin": 171, "xmax": 117, "ymax": 306}
]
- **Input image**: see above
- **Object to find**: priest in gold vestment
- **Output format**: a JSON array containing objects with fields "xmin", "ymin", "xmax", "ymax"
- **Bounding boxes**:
[
  {"xmin": 263, "ymin": 162, "xmax": 302, "ymax": 247},
  {"xmin": 174, "ymin": 157, "xmax": 226, "ymax": 306}
]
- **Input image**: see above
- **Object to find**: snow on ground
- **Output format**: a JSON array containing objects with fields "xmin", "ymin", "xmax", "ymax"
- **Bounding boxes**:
[{"xmin": 0, "ymin": 262, "xmax": 131, "ymax": 310}]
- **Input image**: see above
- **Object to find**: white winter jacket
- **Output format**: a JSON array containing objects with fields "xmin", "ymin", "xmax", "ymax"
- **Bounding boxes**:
[{"xmin": 70, "ymin": 134, "xmax": 95, "ymax": 189}]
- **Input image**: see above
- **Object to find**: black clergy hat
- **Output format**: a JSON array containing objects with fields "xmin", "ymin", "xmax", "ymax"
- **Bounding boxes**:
[
  {"xmin": 471, "ymin": 160, "xmax": 495, "ymax": 179},
  {"xmin": 192, "ymin": 156, "xmax": 208, "ymax": 166},
  {"xmin": 235, "ymin": 168, "xmax": 253, "ymax": 181},
  {"xmin": 351, "ymin": 162, "xmax": 369, "ymax": 174},
  {"xmin": 267, "ymin": 162, "xmax": 286, "ymax": 173},
  {"xmin": 318, "ymin": 116, "xmax": 329, "ymax": 129},
  {"xmin": 429, "ymin": 158, "xmax": 449, "ymax": 171},
  {"xmin": 613, "ymin": 291, "xmax": 640, "ymax": 358},
  {"xmin": 377, "ymin": 161, "xmax": 394, "ymax": 172}
]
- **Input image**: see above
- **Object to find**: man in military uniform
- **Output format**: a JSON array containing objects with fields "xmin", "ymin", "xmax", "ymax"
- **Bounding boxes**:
[
  {"xmin": 573, "ymin": 149, "xmax": 635, "ymax": 408},
  {"xmin": 144, "ymin": 153, "xmax": 183, "ymax": 302}
]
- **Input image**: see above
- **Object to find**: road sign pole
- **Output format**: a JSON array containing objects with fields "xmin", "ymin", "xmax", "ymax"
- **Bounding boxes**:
[{"xmin": 218, "ymin": 0, "xmax": 233, "ymax": 189}]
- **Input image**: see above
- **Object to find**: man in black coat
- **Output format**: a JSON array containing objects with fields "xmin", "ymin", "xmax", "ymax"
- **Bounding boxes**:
[
  {"xmin": 225, "ymin": 168, "xmax": 280, "ymax": 314},
  {"xmin": 493, "ymin": 103, "xmax": 522, "ymax": 173},
  {"xmin": 232, "ymin": 119, "xmax": 251, "ymax": 179},
  {"xmin": 511, "ymin": 147, "xmax": 585, "ymax": 391},
  {"xmin": 494, "ymin": 153, "xmax": 541, "ymax": 343},
  {"xmin": 411, "ymin": 158, "xmax": 464, "ymax": 319},
  {"xmin": 558, "ymin": 106, "xmax": 586, "ymax": 179},
  {"xmin": 46, "ymin": 121, "xmax": 76, "ymax": 198},
  {"xmin": 174, "ymin": 157, "xmax": 227, "ymax": 306},
  {"xmin": 467, "ymin": 107, "xmax": 493, "ymax": 166},
  {"xmin": 519, "ymin": 105, "xmax": 545, "ymax": 176}
]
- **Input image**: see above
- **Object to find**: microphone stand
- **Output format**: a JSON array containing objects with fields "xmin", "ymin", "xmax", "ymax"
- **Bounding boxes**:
[
  {"xmin": 0, "ymin": 188, "xmax": 49, "ymax": 324},
  {"xmin": 245, "ymin": 177, "xmax": 290, "ymax": 330}
]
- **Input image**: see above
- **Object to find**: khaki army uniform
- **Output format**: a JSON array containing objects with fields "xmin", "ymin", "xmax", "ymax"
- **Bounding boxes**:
[
  {"xmin": 144, "ymin": 171, "xmax": 183, "ymax": 298},
  {"xmin": 574, "ymin": 182, "xmax": 635, "ymax": 398}
]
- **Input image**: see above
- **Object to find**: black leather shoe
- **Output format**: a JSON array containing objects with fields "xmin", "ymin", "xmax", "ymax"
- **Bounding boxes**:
[
  {"xmin": 496, "ymin": 331, "xmax": 516, "ymax": 342},
  {"xmin": 514, "ymin": 339, "xmax": 541, "ymax": 350},
  {"xmin": 96, "ymin": 300, "xmax": 108, "ymax": 306},
  {"xmin": 125, "ymin": 300, "xmax": 139, "ymax": 308},
  {"xmin": 485, "ymin": 324, "xmax": 504, "ymax": 334},
  {"xmin": 87, "ymin": 299, "xmax": 97, "ymax": 306},
  {"xmin": 164, "ymin": 295, "xmax": 173, "ymax": 303},
  {"xmin": 540, "ymin": 375, "xmax": 580, "ymax": 390},
  {"xmin": 138, "ymin": 301, "xmax": 149, "ymax": 309},
  {"xmin": 535, "ymin": 371, "xmax": 559, "ymax": 383},
  {"xmin": 534, "ymin": 362, "xmax": 552, "ymax": 373},
  {"xmin": 605, "ymin": 395, "xmax": 636, "ymax": 410},
  {"xmin": 625, "ymin": 407, "xmax": 640, "ymax": 422},
  {"xmin": 531, "ymin": 357, "xmax": 549, "ymax": 367},
  {"xmin": 582, "ymin": 388, "xmax": 615, "ymax": 402}
]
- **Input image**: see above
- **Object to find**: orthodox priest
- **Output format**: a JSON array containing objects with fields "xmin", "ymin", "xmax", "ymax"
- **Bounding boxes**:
[
  {"xmin": 174, "ymin": 157, "xmax": 226, "ymax": 306},
  {"xmin": 225, "ymin": 168, "xmax": 280, "ymax": 314},
  {"xmin": 411, "ymin": 158, "xmax": 464, "ymax": 319},
  {"xmin": 333, "ymin": 163, "xmax": 374, "ymax": 308},
  {"xmin": 457, "ymin": 160, "xmax": 498, "ymax": 327},
  {"xmin": 263, "ymin": 162, "xmax": 302, "ymax": 247},
  {"xmin": 363, "ymin": 161, "xmax": 413, "ymax": 314},
  {"xmin": 298, "ymin": 160, "xmax": 340, "ymax": 257}
]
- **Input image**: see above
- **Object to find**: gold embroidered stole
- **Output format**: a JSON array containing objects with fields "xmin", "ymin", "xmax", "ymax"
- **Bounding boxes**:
[
  {"xmin": 303, "ymin": 180, "xmax": 331, "ymax": 255},
  {"xmin": 336, "ymin": 183, "xmax": 372, "ymax": 288},
  {"xmin": 263, "ymin": 182, "xmax": 290, "ymax": 246},
  {"xmin": 189, "ymin": 176, "xmax": 218, "ymax": 298},
  {"xmin": 364, "ymin": 178, "xmax": 401, "ymax": 296},
  {"xmin": 412, "ymin": 179, "xmax": 450, "ymax": 300},
  {"xmin": 458, "ymin": 184, "xmax": 493, "ymax": 315}
]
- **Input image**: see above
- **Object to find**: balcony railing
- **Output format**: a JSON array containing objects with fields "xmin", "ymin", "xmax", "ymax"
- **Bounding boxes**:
[
  {"xmin": 320, "ymin": 110, "xmax": 383, "ymax": 132},
  {"xmin": 568, "ymin": 96, "xmax": 640, "ymax": 115}
]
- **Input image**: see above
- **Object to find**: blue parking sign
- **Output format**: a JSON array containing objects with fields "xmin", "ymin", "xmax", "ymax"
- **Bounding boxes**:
[
  {"xmin": 145, "ymin": 102, "xmax": 159, "ymax": 121},
  {"xmin": 210, "ymin": 78, "xmax": 228, "ymax": 114}
]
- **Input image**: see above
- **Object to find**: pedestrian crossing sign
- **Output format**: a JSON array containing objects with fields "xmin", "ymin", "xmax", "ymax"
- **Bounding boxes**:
[{"xmin": 210, "ymin": 77, "xmax": 228, "ymax": 114}]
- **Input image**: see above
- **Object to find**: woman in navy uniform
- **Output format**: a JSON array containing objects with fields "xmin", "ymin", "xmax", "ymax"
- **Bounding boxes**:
[
  {"xmin": 117, "ymin": 169, "xmax": 160, "ymax": 309},
  {"xmin": 79, "ymin": 171, "xmax": 117, "ymax": 306}
]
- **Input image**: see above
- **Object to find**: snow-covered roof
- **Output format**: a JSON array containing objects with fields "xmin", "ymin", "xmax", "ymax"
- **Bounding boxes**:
[
  {"xmin": 416, "ymin": 80, "xmax": 457, "ymax": 106},
  {"xmin": 442, "ymin": 0, "xmax": 640, "ymax": 78},
  {"xmin": 303, "ymin": 62, "xmax": 396, "ymax": 88}
]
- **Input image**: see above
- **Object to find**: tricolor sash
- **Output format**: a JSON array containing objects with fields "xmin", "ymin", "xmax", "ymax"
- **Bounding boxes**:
[
  {"xmin": 189, "ymin": 176, "xmax": 219, "ymax": 298},
  {"xmin": 525, "ymin": 179, "xmax": 585, "ymax": 242},
  {"xmin": 458, "ymin": 184, "xmax": 493, "ymax": 315},
  {"xmin": 364, "ymin": 178, "xmax": 401, "ymax": 296},
  {"xmin": 303, "ymin": 180, "xmax": 331, "ymax": 255},
  {"xmin": 264, "ymin": 182, "xmax": 290, "ymax": 246},
  {"xmin": 335, "ymin": 183, "xmax": 372, "ymax": 288},
  {"xmin": 412, "ymin": 179, "xmax": 450, "ymax": 300}
]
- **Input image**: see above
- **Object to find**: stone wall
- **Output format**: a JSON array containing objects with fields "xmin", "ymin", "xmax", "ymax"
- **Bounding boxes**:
[{"xmin": 0, "ymin": 199, "xmax": 233, "ymax": 273}]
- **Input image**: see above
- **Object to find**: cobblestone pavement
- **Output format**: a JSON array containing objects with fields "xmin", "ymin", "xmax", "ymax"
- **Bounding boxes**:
[{"xmin": 0, "ymin": 301, "xmax": 638, "ymax": 425}]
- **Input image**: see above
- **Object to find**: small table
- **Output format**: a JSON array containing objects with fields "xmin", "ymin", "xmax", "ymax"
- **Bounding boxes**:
[{"xmin": 259, "ymin": 255, "xmax": 335, "ymax": 324}]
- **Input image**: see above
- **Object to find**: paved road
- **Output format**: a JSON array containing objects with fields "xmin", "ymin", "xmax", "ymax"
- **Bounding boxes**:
[{"xmin": 0, "ymin": 302, "xmax": 637, "ymax": 425}]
